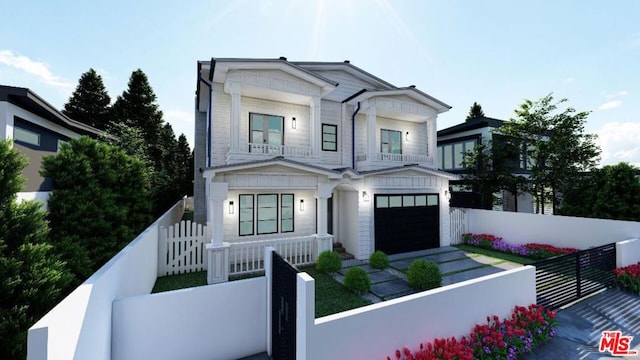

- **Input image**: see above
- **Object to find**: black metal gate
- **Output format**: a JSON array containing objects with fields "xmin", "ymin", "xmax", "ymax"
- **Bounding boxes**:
[
  {"xmin": 534, "ymin": 243, "xmax": 616, "ymax": 310},
  {"xmin": 271, "ymin": 251, "xmax": 298, "ymax": 360}
]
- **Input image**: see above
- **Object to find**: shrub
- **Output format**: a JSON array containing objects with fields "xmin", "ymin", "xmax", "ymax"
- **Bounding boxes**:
[
  {"xmin": 343, "ymin": 267, "xmax": 371, "ymax": 293},
  {"xmin": 614, "ymin": 261, "xmax": 640, "ymax": 293},
  {"xmin": 316, "ymin": 250, "xmax": 342, "ymax": 273},
  {"xmin": 407, "ymin": 260, "xmax": 442, "ymax": 290},
  {"xmin": 369, "ymin": 250, "xmax": 390, "ymax": 269}
]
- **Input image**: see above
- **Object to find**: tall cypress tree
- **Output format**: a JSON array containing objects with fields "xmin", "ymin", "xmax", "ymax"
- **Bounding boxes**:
[{"xmin": 63, "ymin": 69, "xmax": 111, "ymax": 129}]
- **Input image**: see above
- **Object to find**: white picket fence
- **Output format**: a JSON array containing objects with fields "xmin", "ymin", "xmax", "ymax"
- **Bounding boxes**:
[
  {"xmin": 450, "ymin": 207, "xmax": 468, "ymax": 245},
  {"xmin": 158, "ymin": 220, "xmax": 209, "ymax": 276}
]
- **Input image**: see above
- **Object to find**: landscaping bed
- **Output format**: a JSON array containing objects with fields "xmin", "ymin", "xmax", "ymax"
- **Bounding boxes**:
[{"xmin": 299, "ymin": 266, "xmax": 371, "ymax": 317}]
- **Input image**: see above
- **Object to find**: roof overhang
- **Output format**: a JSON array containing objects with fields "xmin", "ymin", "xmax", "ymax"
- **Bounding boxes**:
[
  {"xmin": 361, "ymin": 165, "xmax": 460, "ymax": 180},
  {"xmin": 292, "ymin": 61, "xmax": 396, "ymax": 89},
  {"xmin": 345, "ymin": 88, "xmax": 451, "ymax": 114}
]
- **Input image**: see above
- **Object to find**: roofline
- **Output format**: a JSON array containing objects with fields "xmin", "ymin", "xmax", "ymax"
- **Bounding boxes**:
[
  {"xmin": 437, "ymin": 116, "xmax": 506, "ymax": 136},
  {"xmin": 345, "ymin": 88, "xmax": 451, "ymax": 114},
  {"xmin": 359, "ymin": 164, "xmax": 460, "ymax": 180},
  {"xmin": 203, "ymin": 57, "xmax": 339, "ymax": 87},
  {"xmin": 0, "ymin": 85, "xmax": 104, "ymax": 137},
  {"xmin": 292, "ymin": 61, "xmax": 396, "ymax": 89}
]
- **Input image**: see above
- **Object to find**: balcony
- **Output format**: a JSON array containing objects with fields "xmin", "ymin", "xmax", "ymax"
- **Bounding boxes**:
[
  {"xmin": 356, "ymin": 152, "xmax": 434, "ymax": 170},
  {"xmin": 226, "ymin": 143, "xmax": 313, "ymax": 163}
]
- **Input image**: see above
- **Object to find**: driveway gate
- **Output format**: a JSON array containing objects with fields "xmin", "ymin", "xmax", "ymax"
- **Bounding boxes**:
[
  {"xmin": 271, "ymin": 251, "xmax": 298, "ymax": 360},
  {"xmin": 534, "ymin": 243, "xmax": 616, "ymax": 310}
]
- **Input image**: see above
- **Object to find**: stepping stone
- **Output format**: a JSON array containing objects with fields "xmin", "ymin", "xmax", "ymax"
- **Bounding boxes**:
[
  {"xmin": 361, "ymin": 292, "xmax": 383, "ymax": 304},
  {"xmin": 442, "ymin": 266, "xmax": 503, "ymax": 285},
  {"xmin": 421, "ymin": 251, "xmax": 469, "ymax": 263},
  {"xmin": 469, "ymin": 255, "xmax": 505, "ymax": 265},
  {"xmin": 383, "ymin": 288, "xmax": 420, "ymax": 300},
  {"xmin": 341, "ymin": 259, "xmax": 365, "ymax": 268},
  {"xmin": 390, "ymin": 258, "xmax": 413, "ymax": 270},
  {"xmin": 368, "ymin": 270, "xmax": 398, "ymax": 284},
  {"xmin": 493, "ymin": 262, "xmax": 522, "ymax": 270},
  {"xmin": 370, "ymin": 279, "xmax": 412, "ymax": 297},
  {"xmin": 387, "ymin": 247, "xmax": 459, "ymax": 261},
  {"xmin": 438, "ymin": 258, "xmax": 485, "ymax": 274},
  {"xmin": 338, "ymin": 264, "xmax": 378, "ymax": 275}
]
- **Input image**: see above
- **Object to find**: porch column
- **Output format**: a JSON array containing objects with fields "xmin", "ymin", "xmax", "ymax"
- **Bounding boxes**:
[
  {"xmin": 315, "ymin": 183, "xmax": 333, "ymax": 254},
  {"xmin": 427, "ymin": 115, "xmax": 437, "ymax": 164},
  {"xmin": 206, "ymin": 182, "xmax": 230, "ymax": 284},
  {"xmin": 310, "ymin": 96, "xmax": 321, "ymax": 156},
  {"xmin": 367, "ymin": 105, "xmax": 377, "ymax": 161},
  {"xmin": 228, "ymin": 82, "xmax": 242, "ymax": 153}
]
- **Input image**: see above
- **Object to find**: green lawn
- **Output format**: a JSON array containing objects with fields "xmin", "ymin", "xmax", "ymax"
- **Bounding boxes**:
[
  {"xmin": 300, "ymin": 266, "xmax": 371, "ymax": 318},
  {"xmin": 454, "ymin": 244, "xmax": 536, "ymax": 265},
  {"xmin": 152, "ymin": 271, "xmax": 207, "ymax": 293}
]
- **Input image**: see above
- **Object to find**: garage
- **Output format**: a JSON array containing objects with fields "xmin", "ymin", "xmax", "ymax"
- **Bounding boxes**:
[{"xmin": 374, "ymin": 194, "xmax": 439, "ymax": 255}]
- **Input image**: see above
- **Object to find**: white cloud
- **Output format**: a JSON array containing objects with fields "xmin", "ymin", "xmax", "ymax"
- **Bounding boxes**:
[
  {"xmin": 563, "ymin": 77, "xmax": 575, "ymax": 84},
  {"xmin": 617, "ymin": 90, "xmax": 629, "ymax": 96},
  {"xmin": 0, "ymin": 50, "xmax": 72, "ymax": 88},
  {"xmin": 595, "ymin": 122, "xmax": 640, "ymax": 167},
  {"xmin": 598, "ymin": 100, "xmax": 623, "ymax": 110}
]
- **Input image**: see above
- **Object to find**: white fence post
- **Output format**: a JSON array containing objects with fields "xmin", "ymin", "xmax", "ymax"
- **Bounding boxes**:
[{"xmin": 449, "ymin": 208, "xmax": 467, "ymax": 245}]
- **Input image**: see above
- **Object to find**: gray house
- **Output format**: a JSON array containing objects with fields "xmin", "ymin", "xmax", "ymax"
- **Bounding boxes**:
[{"xmin": 0, "ymin": 85, "xmax": 103, "ymax": 203}]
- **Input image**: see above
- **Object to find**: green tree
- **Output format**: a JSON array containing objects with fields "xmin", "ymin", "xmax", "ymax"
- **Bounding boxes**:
[
  {"xmin": 176, "ymin": 134, "xmax": 194, "ymax": 197},
  {"xmin": 63, "ymin": 68, "xmax": 111, "ymax": 129},
  {"xmin": 42, "ymin": 137, "xmax": 152, "ymax": 281},
  {"xmin": 462, "ymin": 140, "xmax": 522, "ymax": 209},
  {"xmin": 111, "ymin": 69, "xmax": 164, "ymax": 148},
  {"xmin": 559, "ymin": 163, "xmax": 640, "ymax": 220},
  {"xmin": 0, "ymin": 140, "xmax": 71, "ymax": 359},
  {"xmin": 499, "ymin": 94, "xmax": 600, "ymax": 213},
  {"xmin": 466, "ymin": 102, "xmax": 485, "ymax": 121}
]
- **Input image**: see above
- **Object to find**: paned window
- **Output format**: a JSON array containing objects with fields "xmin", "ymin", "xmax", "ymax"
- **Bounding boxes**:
[
  {"xmin": 322, "ymin": 124, "xmax": 337, "ymax": 151},
  {"xmin": 280, "ymin": 194, "xmax": 294, "ymax": 233},
  {"xmin": 381, "ymin": 129, "xmax": 402, "ymax": 154},
  {"xmin": 239, "ymin": 195, "xmax": 254, "ymax": 236},
  {"xmin": 257, "ymin": 194, "xmax": 278, "ymax": 235},
  {"xmin": 14, "ymin": 127, "xmax": 40, "ymax": 146}
]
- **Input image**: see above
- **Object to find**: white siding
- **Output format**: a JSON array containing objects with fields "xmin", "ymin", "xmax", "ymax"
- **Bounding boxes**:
[
  {"xmin": 211, "ymin": 83, "xmax": 231, "ymax": 165},
  {"xmin": 354, "ymin": 115, "xmax": 429, "ymax": 159},
  {"xmin": 357, "ymin": 199, "xmax": 372, "ymax": 259}
]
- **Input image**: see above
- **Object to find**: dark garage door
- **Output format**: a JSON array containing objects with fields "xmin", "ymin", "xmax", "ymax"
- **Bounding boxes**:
[{"xmin": 374, "ymin": 194, "xmax": 439, "ymax": 255}]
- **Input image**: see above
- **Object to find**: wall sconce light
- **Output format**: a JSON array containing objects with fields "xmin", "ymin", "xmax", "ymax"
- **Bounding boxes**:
[
  {"xmin": 300, "ymin": 199, "xmax": 304, "ymax": 211},
  {"xmin": 292, "ymin": 117, "xmax": 296, "ymax": 129},
  {"xmin": 445, "ymin": 190, "xmax": 451, "ymax": 201},
  {"xmin": 228, "ymin": 200, "xmax": 234, "ymax": 214},
  {"xmin": 405, "ymin": 131, "xmax": 409, "ymax": 141},
  {"xmin": 362, "ymin": 191, "xmax": 370, "ymax": 202}
]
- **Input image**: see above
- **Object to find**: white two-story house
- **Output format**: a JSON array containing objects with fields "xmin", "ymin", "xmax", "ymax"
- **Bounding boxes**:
[{"xmin": 194, "ymin": 58, "xmax": 457, "ymax": 282}]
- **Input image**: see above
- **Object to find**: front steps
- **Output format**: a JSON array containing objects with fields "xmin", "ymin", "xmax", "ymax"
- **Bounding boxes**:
[{"xmin": 333, "ymin": 242, "xmax": 355, "ymax": 260}]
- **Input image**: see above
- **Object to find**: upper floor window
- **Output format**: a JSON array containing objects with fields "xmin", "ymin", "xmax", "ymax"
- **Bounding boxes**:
[
  {"xmin": 438, "ymin": 139, "xmax": 476, "ymax": 170},
  {"xmin": 322, "ymin": 124, "xmax": 337, "ymax": 151},
  {"xmin": 249, "ymin": 113, "xmax": 283, "ymax": 153},
  {"xmin": 381, "ymin": 129, "xmax": 402, "ymax": 154},
  {"xmin": 14, "ymin": 127, "xmax": 40, "ymax": 146}
]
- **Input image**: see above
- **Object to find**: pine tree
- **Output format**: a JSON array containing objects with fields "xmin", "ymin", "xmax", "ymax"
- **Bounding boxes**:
[
  {"xmin": 466, "ymin": 102, "xmax": 485, "ymax": 121},
  {"xmin": 176, "ymin": 134, "xmax": 194, "ymax": 197},
  {"xmin": 63, "ymin": 69, "xmax": 111, "ymax": 129},
  {"xmin": 111, "ymin": 69, "xmax": 164, "ymax": 148}
]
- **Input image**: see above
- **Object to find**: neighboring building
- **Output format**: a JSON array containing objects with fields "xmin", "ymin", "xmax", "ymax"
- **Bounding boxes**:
[
  {"xmin": 194, "ymin": 57, "xmax": 457, "ymax": 264},
  {"xmin": 437, "ymin": 116, "xmax": 536, "ymax": 213},
  {"xmin": 0, "ymin": 85, "xmax": 103, "ymax": 203}
]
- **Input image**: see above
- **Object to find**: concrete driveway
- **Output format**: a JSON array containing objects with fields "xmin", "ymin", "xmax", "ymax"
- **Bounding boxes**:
[{"xmin": 521, "ymin": 288, "xmax": 640, "ymax": 360}]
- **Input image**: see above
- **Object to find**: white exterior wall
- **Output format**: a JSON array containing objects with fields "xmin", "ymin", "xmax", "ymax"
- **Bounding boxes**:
[
  {"xmin": 112, "ymin": 278, "xmax": 267, "ymax": 360},
  {"xmin": 303, "ymin": 266, "xmax": 536, "ymax": 360},
  {"xmin": 376, "ymin": 116, "xmax": 427, "ymax": 155},
  {"xmin": 465, "ymin": 208, "xmax": 640, "ymax": 249},
  {"xmin": 211, "ymin": 83, "xmax": 231, "ymax": 165},
  {"xmin": 27, "ymin": 201, "xmax": 185, "ymax": 360},
  {"xmin": 240, "ymin": 96, "xmax": 310, "ymax": 148},
  {"xmin": 3, "ymin": 102, "xmax": 84, "ymax": 140},
  {"xmin": 616, "ymin": 238, "xmax": 640, "ymax": 267},
  {"xmin": 312, "ymin": 69, "xmax": 384, "ymax": 102},
  {"xmin": 0, "ymin": 101, "xmax": 12, "ymax": 139},
  {"xmin": 319, "ymin": 99, "xmax": 342, "ymax": 166}
]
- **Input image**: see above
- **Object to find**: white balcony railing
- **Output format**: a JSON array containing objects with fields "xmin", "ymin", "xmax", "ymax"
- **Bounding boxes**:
[
  {"xmin": 247, "ymin": 143, "xmax": 311, "ymax": 157},
  {"xmin": 356, "ymin": 152, "xmax": 433, "ymax": 164}
]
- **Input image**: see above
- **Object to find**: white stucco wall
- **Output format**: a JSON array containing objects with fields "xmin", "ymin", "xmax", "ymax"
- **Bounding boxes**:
[
  {"xmin": 304, "ymin": 266, "xmax": 536, "ymax": 360},
  {"xmin": 112, "ymin": 277, "xmax": 267, "ymax": 360},
  {"xmin": 616, "ymin": 238, "xmax": 640, "ymax": 267},
  {"xmin": 466, "ymin": 208, "xmax": 640, "ymax": 249}
]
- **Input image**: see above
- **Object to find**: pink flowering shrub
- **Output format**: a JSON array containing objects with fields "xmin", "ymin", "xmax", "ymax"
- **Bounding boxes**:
[
  {"xmin": 614, "ymin": 262, "xmax": 640, "ymax": 293},
  {"xmin": 388, "ymin": 304, "xmax": 557, "ymax": 360},
  {"xmin": 462, "ymin": 233, "xmax": 578, "ymax": 259}
]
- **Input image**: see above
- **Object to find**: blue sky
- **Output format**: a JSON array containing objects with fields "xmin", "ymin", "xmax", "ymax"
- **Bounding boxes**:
[{"xmin": 1, "ymin": 0, "xmax": 639, "ymax": 166}]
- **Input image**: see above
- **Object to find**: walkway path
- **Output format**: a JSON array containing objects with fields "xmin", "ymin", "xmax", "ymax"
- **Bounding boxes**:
[
  {"xmin": 521, "ymin": 288, "xmax": 640, "ymax": 360},
  {"xmin": 333, "ymin": 246, "xmax": 522, "ymax": 303}
]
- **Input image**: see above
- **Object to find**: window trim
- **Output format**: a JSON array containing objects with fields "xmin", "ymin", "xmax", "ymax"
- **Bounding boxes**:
[
  {"xmin": 238, "ymin": 194, "xmax": 255, "ymax": 236},
  {"xmin": 437, "ymin": 138, "xmax": 477, "ymax": 170},
  {"xmin": 321, "ymin": 123, "xmax": 338, "ymax": 152},
  {"xmin": 380, "ymin": 129, "xmax": 402, "ymax": 154},
  {"xmin": 280, "ymin": 194, "xmax": 294, "ymax": 233},
  {"xmin": 256, "ymin": 194, "xmax": 279, "ymax": 235},
  {"xmin": 249, "ymin": 112, "xmax": 284, "ymax": 146}
]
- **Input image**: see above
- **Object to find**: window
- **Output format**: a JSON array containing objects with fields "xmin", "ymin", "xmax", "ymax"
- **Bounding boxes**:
[
  {"xmin": 249, "ymin": 113, "xmax": 284, "ymax": 153},
  {"xmin": 322, "ymin": 124, "xmax": 337, "ymax": 151},
  {"xmin": 438, "ymin": 139, "xmax": 477, "ymax": 170},
  {"xmin": 280, "ymin": 194, "xmax": 294, "ymax": 233},
  {"xmin": 375, "ymin": 194, "xmax": 437, "ymax": 208},
  {"xmin": 257, "ymin": 194, "xmax": 278, "ymax": 235},
  {"xmin": 14, "ymin": 127, "xmax": 40, "ymax": 146},
  {"xmin": 239, "ymin": 195, "xmax": 254, "ymax": 236},
  {"xmin": 381, "ymin": 129, "xmax": 402, "ymax": 154}
]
